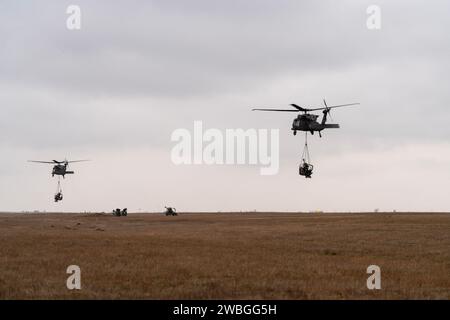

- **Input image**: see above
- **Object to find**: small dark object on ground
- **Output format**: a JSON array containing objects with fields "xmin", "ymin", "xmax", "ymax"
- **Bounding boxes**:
[
  {"xmin": 113, "ymin": 208, "xmax": 128, "ymax": 216},
  {"xmin": 164, "ymin": 206, "xmax": 177, "ymax": 216}
]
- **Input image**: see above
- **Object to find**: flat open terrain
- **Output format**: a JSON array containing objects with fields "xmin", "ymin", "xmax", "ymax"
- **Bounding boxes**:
[{"xmin": 0, "ymin": 212, "xmax": 449, "ymax": 299}]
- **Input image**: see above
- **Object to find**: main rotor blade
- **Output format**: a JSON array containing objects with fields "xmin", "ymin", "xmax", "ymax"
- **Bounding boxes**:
[
  {"xmin": 328, "ymin": 102, "xmax": 360, "ymax": 108},
  {"xmin": 306, "ymin": 102, "xmax": 360, "ymax": 111},
  {"xmin": 28, "ymin": 160, "xmax": 58, "ymax": 164},
  {"xmin": 252, "ymin": 108, "xmax": 299, "ymax": 112},
  {"xmin": 253, "ymin": 102, "xmax": 359, "ymax": 112},
  {"xmin": 66, "ymin": 160, "xmax": 90, "ymax": 163},
  {"xmin": 290, "ymin": 104, "xmax": 310, "ymax": 112}
]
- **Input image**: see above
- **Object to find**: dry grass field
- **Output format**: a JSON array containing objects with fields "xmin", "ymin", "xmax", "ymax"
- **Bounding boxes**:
[{"xmin": 0, "ymin": 212, "xmax": 449, "ymax": 299}]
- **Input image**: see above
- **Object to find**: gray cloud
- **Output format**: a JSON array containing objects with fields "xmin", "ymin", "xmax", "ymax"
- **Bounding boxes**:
[{"xmin": 1, "ymin": 1, "xmax": 448, "ymax": 97}]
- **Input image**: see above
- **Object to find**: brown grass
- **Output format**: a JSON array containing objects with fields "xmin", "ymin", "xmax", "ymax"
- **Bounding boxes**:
[{"xmin": 0, "ymin": 212, "xmax": 449, "ymax": 299}]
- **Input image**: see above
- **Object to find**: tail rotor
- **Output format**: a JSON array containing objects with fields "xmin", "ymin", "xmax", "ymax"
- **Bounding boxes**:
[{"xmin": 322, "ymin": 99, "xmax": 334, "ymax": 123}]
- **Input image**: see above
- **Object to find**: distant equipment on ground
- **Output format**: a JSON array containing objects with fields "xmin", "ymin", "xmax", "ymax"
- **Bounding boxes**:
[
  {"xmin": 113, "ymin": 208, "xmax": 128, "ymax": 216},
  {"xmin": 253, "ymin": 99, "xmax": 359, "ymax": 178},
  {"xmin": 164, "ymin": 207, "xmax": 177, "ymax": 216}
]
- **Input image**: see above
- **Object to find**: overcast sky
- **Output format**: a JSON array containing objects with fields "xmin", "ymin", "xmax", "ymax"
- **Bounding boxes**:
[{"xmin": 1, "ymin": 0, "xmax": 449, "ymax": 212}]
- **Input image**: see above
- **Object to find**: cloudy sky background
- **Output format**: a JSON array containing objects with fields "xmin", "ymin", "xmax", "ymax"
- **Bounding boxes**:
[{"xmin": 1, "ymin": 0, "xmax": 449, "ymax": 212}]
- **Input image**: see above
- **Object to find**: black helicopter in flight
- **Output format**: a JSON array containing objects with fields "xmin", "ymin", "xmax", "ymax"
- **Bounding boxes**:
[
  {"xmin": 28, "ymin": 159, "xmax": 89, "ymax": 178},
  {"xmin": 253, "ymin": 99, "xmax": 359, "ymax": 137}
]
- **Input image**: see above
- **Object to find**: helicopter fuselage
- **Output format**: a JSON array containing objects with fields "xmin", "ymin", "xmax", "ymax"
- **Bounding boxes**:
[
  {"xmin": 291, "ymin": 113, "xmax": 339, "ymax": 135},
  {"xmin": 52, "ymin": 164, "xmax": 74, "ymax": 177},
  {"xmin": 252, "ymin": 100, "xmax": 359, "ymax": 137}
]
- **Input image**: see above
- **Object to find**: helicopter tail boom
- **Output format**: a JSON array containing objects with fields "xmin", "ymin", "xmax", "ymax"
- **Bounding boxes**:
[{"xmin": 322, "ymin": 124, "xmax": 340, "ymax": 129}]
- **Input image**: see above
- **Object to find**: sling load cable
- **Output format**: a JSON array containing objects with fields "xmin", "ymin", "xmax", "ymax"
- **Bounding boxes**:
[
  {"xmin": 54, "ymin": 177, "xmax": 63, "ymax": 202},
  {"xmin": 299, "ymin": 132, "xmax": 314, "ymax": 178},
  {"xmin": 301, "ymin": 132, "xmax": 311, "ymax": 164}
]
